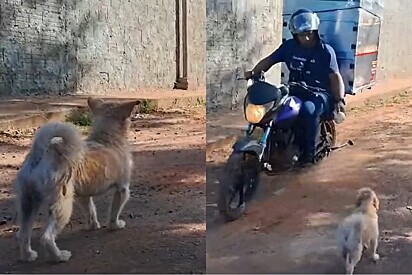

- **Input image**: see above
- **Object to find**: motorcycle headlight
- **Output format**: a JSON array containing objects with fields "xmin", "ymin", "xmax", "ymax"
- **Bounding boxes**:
[{"xmin": 245, "ymin": 103, "xmax": 272, "ymax": 124}]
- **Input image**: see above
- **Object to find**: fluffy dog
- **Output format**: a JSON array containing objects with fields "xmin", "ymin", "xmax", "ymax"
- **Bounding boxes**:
[
  {"xmin": 13, "ymin": 97, "xmax": 139, "ymax": 263},
  {"xmin": 336, "ymin": 187, "xmax": 380, "ymax": 274}
]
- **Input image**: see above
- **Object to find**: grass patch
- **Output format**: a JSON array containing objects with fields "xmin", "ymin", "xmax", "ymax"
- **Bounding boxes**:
[
  {"xmin": 65, "ymin": 108, "xmax": 93, "ymax": 126},
  {"xmin": 194, "ymin": 97, "xmax": 206, "ymax": 108},
  {"xmin": 138, "ymin": 99, "xmax": 157, "ymax": 114}
]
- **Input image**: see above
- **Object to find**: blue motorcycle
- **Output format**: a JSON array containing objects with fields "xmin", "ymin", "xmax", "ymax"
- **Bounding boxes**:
[{"xmin": 218, "ymin": 72, "xmax": 353, "ymax": 221}]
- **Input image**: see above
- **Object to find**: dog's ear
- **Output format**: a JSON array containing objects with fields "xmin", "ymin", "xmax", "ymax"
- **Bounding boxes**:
[
  {"xmin": 87, "ymin": 97, "xmax": 105, "ymax": 111},
  {"xmin": 115, "ymin": 100, "xmax": 139, "ymax": 119},
  {"xmin": 372, "ymin": 195, "xmax": 380, "ymax": 210}
]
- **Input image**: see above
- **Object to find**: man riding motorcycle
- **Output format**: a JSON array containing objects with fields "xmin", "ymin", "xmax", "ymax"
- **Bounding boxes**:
[{"xmin": 244, "ymin": 8, "xmax": 347, "ymax": 165}]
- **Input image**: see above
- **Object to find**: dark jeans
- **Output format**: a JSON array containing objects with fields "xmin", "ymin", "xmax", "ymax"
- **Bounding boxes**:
[{"xmin": 297, "ymin": 91, "xmax": 333, "ymax": 157}]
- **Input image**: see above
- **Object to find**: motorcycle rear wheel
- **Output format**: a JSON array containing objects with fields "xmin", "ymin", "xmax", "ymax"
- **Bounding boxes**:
[
  {"xmin": 323, "ymin": 119, "xmax": 337, "ymax": 147},
  {"xmin": 314, "ymin": 119, "xmax": 337, "ymax": 163}
]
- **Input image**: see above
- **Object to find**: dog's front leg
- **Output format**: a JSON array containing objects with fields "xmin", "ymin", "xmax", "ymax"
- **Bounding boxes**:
[
  {"xmin": 77, "ymin": 196, "xmax": 100, "ymax": 230},
  {"xmin": 370, "ymin": 235, "xmax": 380, "ymax": 262},
  {"xmin": 40, "ymin": 188, "xmax": 74, "ymax": 263},
  {"xmin": 108, "ymin": 183, "xmax": 130, "ymax": 230}
]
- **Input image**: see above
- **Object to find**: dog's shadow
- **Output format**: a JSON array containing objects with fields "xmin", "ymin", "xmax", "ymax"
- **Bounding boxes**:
[
  {"xmin": 322, "ymin": 233, "xmax": 412, "ymax": 274},
  {"xmin": 1, "ymin": 225, "xmax": 133, "ymax": 272},
  {"xmin": 321, "ymin": 255, "xmax": 379, "ymax": 274}
]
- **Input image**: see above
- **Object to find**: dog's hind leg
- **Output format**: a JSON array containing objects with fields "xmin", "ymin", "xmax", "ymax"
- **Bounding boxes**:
[
  {"xmin": 77, "ymin": 196, "xmax": 100, "ymax": 230},
  {"xmin": 16, "ymin": 193, "xmax": 41, "ymax": 262},
  {"xmin": 345, "ymin": 259, "xmax": 355, "ymax": 275},
  {"xmin": 40, "ymin": 183, "xmax": 74, "ymax": 263},
  {"xmin": 345, "ymin": 244, "xmax": 362, "ymax": 275},
  {"xmin": 108, "ymin": 183, "xmax": 130, "ymax": 230}
]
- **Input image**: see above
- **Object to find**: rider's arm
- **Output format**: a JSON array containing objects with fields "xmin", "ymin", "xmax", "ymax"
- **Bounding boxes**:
[
  {"xmin": 326, "ymin": 45, "xmax": 345, "ymax": 102},
  {"xmin": 250, "ymin": 41, "xmax": 288, "ymax": 75},
  {"xmin": 330, "ymin": 73, "xmax": 345, "ymax": 102}
]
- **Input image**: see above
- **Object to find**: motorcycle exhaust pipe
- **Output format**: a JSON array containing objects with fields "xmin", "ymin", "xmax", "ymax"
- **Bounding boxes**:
[{"xmin": 331, "ymin": 140, "xmax": 354, "ymax": 151}]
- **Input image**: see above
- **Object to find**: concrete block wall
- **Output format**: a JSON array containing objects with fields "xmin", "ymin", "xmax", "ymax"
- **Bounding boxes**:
[
  {"xmin": 0, "ymin": 0, "xmax": 205, "ymax": 97},
  {"xmin": 0, "ymin": 0, "xmax": 75, "ymax": 96},
  {"xmin": 188, "ymin": 0, "xmax": 206, "ymax": 88},
  {"xmin": 73, "ymin": 0, "xmax": 178, "ymax": 94},
  {"xmin": 206, "ymin": 0, "xmax": 284, "ymax": 112}
]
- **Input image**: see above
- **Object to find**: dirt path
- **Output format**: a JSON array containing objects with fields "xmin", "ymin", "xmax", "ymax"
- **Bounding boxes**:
[
  {"xmin": 206, "ymin": 91, "xmax": 412, "ymax": 274},
  {"xmin": 0, "ymin": 107, "xmax": 206, "ymax": 273}
]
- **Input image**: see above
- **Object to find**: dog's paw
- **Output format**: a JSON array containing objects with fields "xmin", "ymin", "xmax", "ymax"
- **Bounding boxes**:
[
  {"xmin": 21, "ymin": 250, "xmax": 38, "ymax": 262},
  {"xmin": 110, "ymin": 219, "xmax": 126, "ymax": 230},
  {"xmin": 87, "ymin": 221, "xmax": 101, "ymax": 231},
  {"xmin": 372, "ymin": 253, "xmax": 380, "ymax": 262},
  {"xmin": 57, "ymin": 250, "xmax": 72, "ymax": 262}
]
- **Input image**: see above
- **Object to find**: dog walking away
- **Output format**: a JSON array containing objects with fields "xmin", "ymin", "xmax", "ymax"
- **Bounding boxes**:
[
  {"xmin": 336, "ymin": 187, "xmax": 380, "ymax": 274},
  {"xmin": 13, "ymin": 97, "xmax": 139, "ymax": 263}
]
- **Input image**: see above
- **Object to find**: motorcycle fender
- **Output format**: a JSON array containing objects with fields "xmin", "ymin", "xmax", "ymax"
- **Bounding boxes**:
[{"xmin": 232, "ymin": 137, "xmax": 263, "ymax": 156}]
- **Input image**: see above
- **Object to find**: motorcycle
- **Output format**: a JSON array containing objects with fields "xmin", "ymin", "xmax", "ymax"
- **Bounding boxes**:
[{"xmin": 218, "ymin": 71, "xmax": 353, "ymax": 222}]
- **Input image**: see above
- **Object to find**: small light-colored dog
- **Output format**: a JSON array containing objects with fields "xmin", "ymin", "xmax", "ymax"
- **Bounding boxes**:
[
  {"xmin": 13, "ymin": 97, "xmax": 139, "ymax": 263},
  {"xmin": 336, "ymin": 187, "xmax": 380, "ymax": 274}
]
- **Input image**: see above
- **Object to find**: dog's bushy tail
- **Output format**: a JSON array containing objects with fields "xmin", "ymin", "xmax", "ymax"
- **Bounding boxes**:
[{"xmin": 30, "ymin": 122, "xmax": 84, "ymax": 165}]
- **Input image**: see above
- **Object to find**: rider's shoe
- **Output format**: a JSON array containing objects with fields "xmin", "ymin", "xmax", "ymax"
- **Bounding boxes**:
[{"xmin": 298, "ymin": 153, "xmax": 315, "ymax": 168}]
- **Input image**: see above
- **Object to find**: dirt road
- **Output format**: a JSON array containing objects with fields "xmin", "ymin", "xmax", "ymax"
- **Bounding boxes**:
[
  {"xmin": 0, "ymin": 107, "xmax": 206, "ymax": 273},
  {"xmin": 206, "ymin": 91, "xmax": 412, "ymax": 274}
]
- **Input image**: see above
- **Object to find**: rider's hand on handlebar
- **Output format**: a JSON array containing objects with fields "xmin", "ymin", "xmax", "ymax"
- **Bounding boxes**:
[{"xmin": 336, "ymin": 100, "xmax": 346, "ymax": 114}]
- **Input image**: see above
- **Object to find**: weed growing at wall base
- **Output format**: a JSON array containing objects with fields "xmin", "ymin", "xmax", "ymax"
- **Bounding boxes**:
[
  {"xmin": 65, "ymin": 108, "xmax": 93, "ymax": 126},
  {"xmin": 138, "ymin": 99, "xmax": 157, "ymax": 114}
]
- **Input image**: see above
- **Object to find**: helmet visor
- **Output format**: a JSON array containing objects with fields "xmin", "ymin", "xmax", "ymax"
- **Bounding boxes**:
[{"xmin": 289, "ymin": 12, "xmax": 319, "ymax": 34}]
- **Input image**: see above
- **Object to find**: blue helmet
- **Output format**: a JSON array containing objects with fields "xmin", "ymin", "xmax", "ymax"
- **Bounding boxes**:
[{"xmin": 289, "ymin": 8, "xmax": 320, "ymax": 35}]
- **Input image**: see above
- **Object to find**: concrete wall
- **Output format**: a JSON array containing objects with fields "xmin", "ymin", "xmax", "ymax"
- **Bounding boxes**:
[
  {"xmin": 376, "ymin": 0, "xmax": 412, "ymax": 80},
  {"xmin": 206, "ymin": 0, "xmax": 284, "ymax": 112},
  {"xmin": 188, "ymin": 0, "xmax": 207, "ymax": 88},
  {"xmin": 0, "ymin": 0, "xmax": 205, "ymax": 97}
]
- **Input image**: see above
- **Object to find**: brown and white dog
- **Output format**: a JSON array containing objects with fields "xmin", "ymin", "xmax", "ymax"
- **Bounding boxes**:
[
  {"xmin": 13, "ymin": 97, "xmax": 139, "ymax": 263},
  {"xmin": 336, "ymin": 187, "xmax": 380, "ymax": 274}
]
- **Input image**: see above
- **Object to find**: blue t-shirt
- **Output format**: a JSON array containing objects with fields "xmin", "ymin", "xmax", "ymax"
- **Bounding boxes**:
[{"xmin": 269, "ymin": 38, "xmax": 340, "ymax": 92}]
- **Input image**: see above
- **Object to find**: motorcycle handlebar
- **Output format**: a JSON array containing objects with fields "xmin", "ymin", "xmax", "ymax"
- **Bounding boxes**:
[
  {"xmin": 238, "ymin": 70, "xmax": 266, "ymax": 81},
  {"xmin": 238, "ymin": 72, "xmax": 326, "ymax": 94}
]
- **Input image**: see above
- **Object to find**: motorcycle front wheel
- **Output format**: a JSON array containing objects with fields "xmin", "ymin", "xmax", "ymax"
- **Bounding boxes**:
[{"xmin": 218, "ymin": 152, "xmax": 261, "ymax": 222}]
